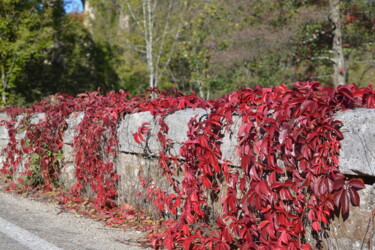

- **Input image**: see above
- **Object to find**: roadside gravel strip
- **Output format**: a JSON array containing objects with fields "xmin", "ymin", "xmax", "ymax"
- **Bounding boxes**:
[{"xmin": 0, "ymin": 191, "xmax": 150, "ymax": 250}]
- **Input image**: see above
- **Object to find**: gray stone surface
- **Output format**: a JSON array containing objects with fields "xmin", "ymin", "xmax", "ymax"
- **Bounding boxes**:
[
  {"xmin": 117, "ymin": 109, "xmax": 209, "ymax": 156},
  {"xmin": 62, "ymin": 112, "xmax": 85, "ymax": 144},
  {"xmin": 117, "ymin": 111, "xmax": 161, "ymax": 155},
  {"xmin": 323, "ymin": 183, "xmax": 375, "ymax": 250},
  {"xmin": 221, "ymin": 115, "xmax": 241, "ymax": 166},
  {"xmin": 164, "ymin": 108, "xmax": 208, "ymax": 155},
  {"xmin": 335, "ymin": 108, "xmax": 375, "ymax": 176},
  {"xmin": 0, "ymin": 112, "xmax": 10, "ymax": 121},
  {"xmin": 0, "ymin": 126, "xmax": 9, "ymax": 140},
  {"xmin": 62, "ymin": 144, "xmax": 74, "ymax": 163},
  {"xmin": 60, "ymin": 163, "xmax": 76, "ymax": 190},
  {"xmin": 116, "ymin": 152, "xmax": 188, "ymax": 219},
  {"xmin": 0, "ymin": 139, "xmax": 9, "ymax": 148},
  {"xmin": 29, "ymin": 113, "xmax": 46, "ymax": 124},
  {"xmin": 60, "ymin": 112, "xmax": 84, "ymax": 190}
]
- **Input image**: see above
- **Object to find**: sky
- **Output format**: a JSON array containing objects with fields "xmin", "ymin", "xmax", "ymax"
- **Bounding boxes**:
[{"xmin": 64, "ymin": 0, "xmax": 84, "ymax": 13}]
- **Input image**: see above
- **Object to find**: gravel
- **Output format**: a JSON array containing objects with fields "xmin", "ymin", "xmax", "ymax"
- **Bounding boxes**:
[{"xmin": 0, "ymin": 191, "xmax": 151, "ymax": 250}]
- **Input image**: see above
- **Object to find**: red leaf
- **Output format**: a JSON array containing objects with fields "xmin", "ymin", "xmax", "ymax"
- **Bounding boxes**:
[
  {"xmin": 163, "ymin": 236, "xmax": 174, "ymax": 250},
  {"xmin": 302, "ymin": 243, "xmax": 312, "ymax": 250},
  {"xmin": 349, "ymin": 188, "xmax": 360, "ymax": 206},
  {"xmin": 132, "ymin": 133, "xmax": 143, "ymax": 144},
  {"xmin": 340, "ymin": 190, "xmax": 350, "ymax": 216},
  {"xmin": 312, "ymin": 221, "xmax": 321, "ymax": 231},
  {"xmin": 202, "ymin": 176, "xmax": 212, "ymax": 188},
  {"xmin": 333, "ymin": 190, "xmax": 343, "ymax": 208},
  {"xmin": 258, "ymin": 181, "xmax": 271, "ymax": 197},
  {"xmin": 258, "ymin": 220, "xmax": 270, "ymax": 230},
  {"xmin": 300, "ymin": 100, "xmax": 317, "ymax": 114},
  {"xmin": 279, "ymin": 129, "xmax": 288, "ymax": 145},
  {"xmin": 333, "ymin": 179, "xmax": 345, "ymax": 190},
  {"xmin": 280, "ymin": 230, "xmax": 289, "ymax": 244},
  {"xmin": 348, "ymin": 179, "xmax": 365, "ymax": 189}
]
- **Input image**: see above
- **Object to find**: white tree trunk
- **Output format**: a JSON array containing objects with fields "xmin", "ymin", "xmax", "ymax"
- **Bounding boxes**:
[
  {"xmin": 329, "ymin": 0, "xmax": 346, "ymax": 87},
  {"xmin": 143, "ymin": 0, "xmax": 155, "ymax": 89}
]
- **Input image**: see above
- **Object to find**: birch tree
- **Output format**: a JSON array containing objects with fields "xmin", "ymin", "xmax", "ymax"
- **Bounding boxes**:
[
  {"xmin": 123, "ymin": 0, "xmax": 189, "ymax": 89},
  {"xmin": 329, "ymin": 0, "xmax": 346, "ymax": 86},
  {"xmin": 86, "ymin": 0, "xmax": 189, "ymax": 90}
]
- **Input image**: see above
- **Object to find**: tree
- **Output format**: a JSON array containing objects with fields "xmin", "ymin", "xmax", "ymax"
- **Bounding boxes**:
[
  {"xmin": 0, "ymin": 0, "xmax": 62, "ymax": 105},
  {"xmin": 293, "ymin": 0, "xmax": 374, "ymax": 87},
  {"xmin": 14, "ymin": 12, "xmax": 119, "ymax": 103},
  {"xmin": 330, "ymin": 0, "xmax": 346, "ymax": 86},
  {"xmin": 194, "ymin": 0, "xmax": 374, "ymax": 92},
  {"xmin": 86, "ymin": 0, "xmax": 190, "ymax": 90},
  {"xmin": 81, "ymin": 0, "xmax": 373, "ymax": 98}
]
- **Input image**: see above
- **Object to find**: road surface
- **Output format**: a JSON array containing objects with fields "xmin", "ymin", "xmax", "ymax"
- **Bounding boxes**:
[{"xmin": 0, "ymin": 191, "xmax": 150, "ymax": 250}]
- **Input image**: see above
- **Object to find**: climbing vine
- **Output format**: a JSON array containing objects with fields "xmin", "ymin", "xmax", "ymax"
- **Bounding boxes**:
[{"xmin": 0, "ymin": 82, "xmax": 374, "ymax": 249}]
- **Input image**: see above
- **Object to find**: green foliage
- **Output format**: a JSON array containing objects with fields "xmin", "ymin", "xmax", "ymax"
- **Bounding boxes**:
[
  {"xmin": 0, "ymin": 0, "xmax": 374, "ymax": 102},
  {"xmin": 15, "ymin": 13, "xmax": 119, "ymax": 104},
  {"xmin": 0, "ymin": 0, "xmax": 58, "ymax": 105}
]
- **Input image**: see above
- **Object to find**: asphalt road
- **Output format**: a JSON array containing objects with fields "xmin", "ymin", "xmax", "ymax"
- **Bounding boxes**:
[
  {"xmin": 0, "ymin": 191, "xmax": 150, "ymax": 250},
  {"xmin": 0, "ymin": 231, "xmax": 29, "ymax": 250}
]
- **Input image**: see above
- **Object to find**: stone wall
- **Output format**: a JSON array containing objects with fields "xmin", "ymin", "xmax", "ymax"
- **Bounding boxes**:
[{"xmin": 0, "ymin": 108, "xmax": 374, "ymax": 249}]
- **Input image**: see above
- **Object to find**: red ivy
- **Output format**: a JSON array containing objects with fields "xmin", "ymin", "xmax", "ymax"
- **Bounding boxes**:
[{"xmin": 1, "ymin": 82, "xmax": 374, "ymax": 249}]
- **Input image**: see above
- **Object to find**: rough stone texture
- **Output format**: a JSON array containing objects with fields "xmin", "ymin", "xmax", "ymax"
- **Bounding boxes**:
[
  {"xmin": 29, "ymin": 113, "xmax": 46, "ymax": 124},
  {"xmin": 62, "ymin": 112, "xmax": 85, "ymax": 144},
  {"xmin": 322, "ymin": 184, "xmax": 375, "ymax": 250},
  {"xmin": 221, "ymin": 115, "xmax": 242, "ymax": 166},
  {"xmin": 163, "ymin": 108, "xmax": 209, "ymax": 155},
  {"xmin": 0, "ymin": 113, "xmax": 11, "ymax": 171},
  {"xmin": 115, "ymin": 153, "xmax": 180, "ymax": 218},
  {"xmin": 335, "ymin": 108, "xmax": 375, "ymax": 176},
  {"xmin": 117, "ymin": 111, "xmax": 161, "ymax": 155},
  {"xmin": 0, "ymin": 112, "xmax": 10, "ymax": 121},
  {"xmin": 60, "ymin": 112, "xmax": 84, "ymax": 190},
  {"xmin": 0, "ymin": 126, "xmax": 9, "ymax": 141},
  {"xmin": 0, "ymin": 113, "xmax": 10, "ymax": 148},
  {"xmin": 115, "ymin": 152, "xmax": 220, "ymax": 221},
  {"xmin": 117, "ymin": 108, "xmax": 208, "ymax": 156}
]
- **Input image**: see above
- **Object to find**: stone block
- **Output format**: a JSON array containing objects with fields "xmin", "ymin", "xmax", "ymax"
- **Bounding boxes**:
[
  {"xmin": 0, "ymin": 113, "xmax": 10, "ymax": 121},
  {"xmin": 0, "ymin": 126, "xmax": 9, "ymax": 140},
  {"xmin": 221, "ymin": 115, "xmax": 242, "ymax": 166},
  {"xmin": 117, "ymin": 109, "xmax": 209, "ymax": 156},
  {"xmin": 0, "ymin": 139, "xmax": 8, "ymax": 149},
  {"xmin": 59, "ymin": 112, "xmax": 85, "ymax": 190},
  {"xmin": 336, "ymin": 108, "xmax": 375, "ymax": 176},
  {"xmin": 60, "ymin": 163, "xmax": 77, "ymax": 190},
  {"xmin": 164, "ymin": 108, "xmax": 208, "ymax": 155},
  {"xmin": 116, "ymin": 153, "xmax": 174, "ymax": 216},
  {"xmin": 62, "ymin": 144, "xmax": 74, "ymax": 163},
  {"xmin": 322, "ymin": 184, "xmax": 375, "ymax": 250},
  {"xmin": 117, "ymin": 111, "xmax": 161, "ymax": 155},
  {"xmin": 29, "ymin": 113, "xmax": 45, "ymax": 124},
  {"xmin": 62, "ymin": 112, "xmax": 84, "ymax": 144},
  {"xmin": 15, "ymin": 113, "xmax": 46, "ymax": 142},
  {"xmin": 218, "ymin": 109, "xmax": 375, "ymax": 177}
]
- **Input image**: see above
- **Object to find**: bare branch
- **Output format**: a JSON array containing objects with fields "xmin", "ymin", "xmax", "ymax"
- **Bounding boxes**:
[
  {"xmin": 124, "ymin": 0, "xmax": 144, "ymax": 32},
  {"xmin": 155, "ymin": 1, "xmax": 173, "ymax": 72}
]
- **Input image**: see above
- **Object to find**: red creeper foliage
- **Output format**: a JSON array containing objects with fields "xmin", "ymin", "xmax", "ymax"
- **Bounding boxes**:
[{"xmin": 1, "ymin": 82, "xmax": 374, "ymax": 249}]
